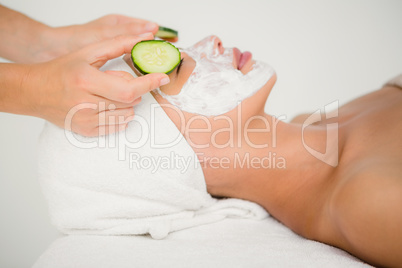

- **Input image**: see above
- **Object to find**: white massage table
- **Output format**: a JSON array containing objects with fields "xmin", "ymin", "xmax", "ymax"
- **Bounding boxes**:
[{"xmin": 33, "ymin": 217, "xmax": 372, "ymax": 267}]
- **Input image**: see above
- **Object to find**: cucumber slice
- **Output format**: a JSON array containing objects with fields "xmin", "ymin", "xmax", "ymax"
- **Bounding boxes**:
[
  {"xmin": 155, "ymin": 26, "xmax": 178, "ymax": 39},
  {"xmin": 131, "ymin": 40, "xmax": 181, "ymax": 75}
]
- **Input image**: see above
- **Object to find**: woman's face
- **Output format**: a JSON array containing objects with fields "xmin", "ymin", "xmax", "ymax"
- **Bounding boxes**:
[
  {"xmin": 154, "ymin": 35, "xmax": 276, "ymax": 117},
  {"xmin": 127, "ymin": 35, "xmax": 277, "ymax": 150},
  {"xmin": 160, "ymin": 35, "xmax": 257, "ymax": 96},
  {"xmin": 148, "ymin": 36, "xmax": 277, "ymax": 154}
]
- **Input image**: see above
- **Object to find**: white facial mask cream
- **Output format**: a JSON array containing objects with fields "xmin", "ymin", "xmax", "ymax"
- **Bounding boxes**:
[{"xmin": 155, "ymin": 36, "xmax": 275, "ymax": 116}]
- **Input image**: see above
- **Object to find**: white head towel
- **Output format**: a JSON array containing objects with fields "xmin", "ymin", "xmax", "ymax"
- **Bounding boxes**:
[{"xmin": 37, "ymin": 58, "xmax": 268, "ymax": 239}]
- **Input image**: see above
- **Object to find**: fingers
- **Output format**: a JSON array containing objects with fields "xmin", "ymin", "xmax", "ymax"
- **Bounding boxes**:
[
  {"xmin": 67, "ymin": 104, "xmax": 136, "ymax": 137},
  {"xmin": 75, "ymin": 34, "xmax": 171, "ymax": 103},
  {"xmin": 91, "ymin": 14, "xmax": 151, "ymax": 26},
  {"xmin": 103, "ymin": 21, "xmax": 159, "ymax": 38},
  {"xmin": 92, "ymin": 94, "xmax": 142, "ymax": 111},
  {"xmin": 94, "ymin": 14, "xmax": 159, "ymax": 35},
  {"xmin": 79, "ymin": 34, "xmax": 154, "ymax": 68},
  {"xmin": 127, "ymin": 73, "xmax": 170, "ymax": 96},
  {"xmin": 97, "ymin": 70, "xmax": 142, "ymax": 107},
  {"xmin": 58, "ymin": 33, "xmax": 174, "ymax": 137},
  {"xmin": 94, "ymin": 124, "xmax": 129, "ymax": 137},
  {"xmin": 103, "ymin": 70, "xmax": 133, "ymax": 81},
  {"xmin": 90, "ymin": 106, "xmax": 136, "ymax": 137},
  {"xmin": 92, "ymin": 15, "xmax": 179, "ymax": 43},
  {"xmin": 97, "ymin": 107, "xmax": 135, "ymax": 126},
  {"xmin": 75, "ymin": 122, "xmax": 131, "ymax": 137},
  {"xmin": 88, "ymin": 68, "xmax": 169, "ymax": 103}
]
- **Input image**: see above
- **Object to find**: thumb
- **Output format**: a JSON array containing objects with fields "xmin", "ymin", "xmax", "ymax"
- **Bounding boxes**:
[{"xmin": 77, "ymin": 34, "xmax": 154, "ymax": 68}]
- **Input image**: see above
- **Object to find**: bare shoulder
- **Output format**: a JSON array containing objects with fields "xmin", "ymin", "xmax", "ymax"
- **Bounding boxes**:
[
  {"xmin": 288, "ymin": 87, "xmax": 402, "ymax": 266},
  {"xmin": 324, "ymin": 163, "xmax": 402, "ymax": 267},
  {"xmin": 318, "ymin": 86, "xmax": 402, "ymax": 266}
]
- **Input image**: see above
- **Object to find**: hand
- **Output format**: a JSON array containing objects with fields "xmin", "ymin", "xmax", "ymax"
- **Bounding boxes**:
[
  {"xmin": 21, "ymin": 34, "xmax": 170, "ymax": 136},
  {"xmin": 35, "ymin": 15, "xmax": 167, "ymax": 63}
]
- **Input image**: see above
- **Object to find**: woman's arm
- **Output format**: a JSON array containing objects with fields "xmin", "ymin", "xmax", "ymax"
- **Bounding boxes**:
[
  {"xmin": 0, "ymin": 4, "xmax": 160, "ymax": 63},
  {"xmin": 0, "ymin": 4, "xmax": 171, "ymax": 136},
  {"xmin": 0, "ymin": 34, "xmax": 170, "ymax": 136},
  {"xmin": 0, "ymin": 4, "xmax": 53, "ymax": 63}
]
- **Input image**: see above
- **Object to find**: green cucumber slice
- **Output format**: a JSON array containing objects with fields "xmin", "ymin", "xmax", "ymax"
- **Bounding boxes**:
[
  {"xmin": 155, "ymin": 26, "xmax": 178, "ymax": 39},
  {"xmin": 131, "ymin": 40, "xmax": 181, "ymax": 75}
]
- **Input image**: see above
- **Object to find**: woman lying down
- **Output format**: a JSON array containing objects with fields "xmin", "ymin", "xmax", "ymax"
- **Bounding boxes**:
[{"xmin": 38, "ymin": 35, "xmax": 402, "ymax": 267}]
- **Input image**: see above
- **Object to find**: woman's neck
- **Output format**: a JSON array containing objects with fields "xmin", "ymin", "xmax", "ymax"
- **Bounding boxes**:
[{"xmin": 201, "ymin": 112, "xmax": 338, "ymax": 231}]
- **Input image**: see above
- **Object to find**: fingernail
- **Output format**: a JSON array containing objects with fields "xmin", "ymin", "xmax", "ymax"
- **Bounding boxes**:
[
  {"xmin": 160, "ymin": 77, "xmax": 170, "ymax": 86},
  {"xmin": 145, "ymin": 22, "xmax": 158, "ymax": 32}
]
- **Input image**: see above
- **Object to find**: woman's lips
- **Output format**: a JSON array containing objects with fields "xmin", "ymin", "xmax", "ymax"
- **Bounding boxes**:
[
  {"xmin": 233, "ymin": 47, "xmax": 252, "ymax": 71},
  {"xmin": 239, "ymin": 51, "xmax": 252, "ymax": 70}
]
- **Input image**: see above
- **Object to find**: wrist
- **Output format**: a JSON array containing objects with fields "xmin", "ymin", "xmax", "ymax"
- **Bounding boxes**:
[
  {"xmin": 0, "ymin": 5, "xmax": 54, "ymax": 63},
  {"xmin": 0, "ymin": 63, "xmax": 37, "ymax": 116},
  {"xmin": 34, "ymin": 26, "xmax": 72, "ymax": 62}
]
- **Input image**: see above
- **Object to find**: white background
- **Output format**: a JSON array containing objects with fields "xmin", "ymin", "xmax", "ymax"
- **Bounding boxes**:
[{"xmin": 0, "ymin": 0, "xmax": 401, "ymax": 267}]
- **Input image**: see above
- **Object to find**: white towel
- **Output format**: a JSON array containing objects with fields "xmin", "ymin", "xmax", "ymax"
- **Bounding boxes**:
[{"xmin": 37, "ymin": 57, "xmax": 268, "ymax": 239}]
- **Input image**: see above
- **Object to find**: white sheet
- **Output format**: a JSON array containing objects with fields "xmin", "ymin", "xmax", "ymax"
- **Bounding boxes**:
[
  {"xmin": 33, "ymin": 217, "xmax": 372, "ymax": 268},
  {"xmin": 37, "ymin": 58, "xmax": 269, "ymax": 239}
]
